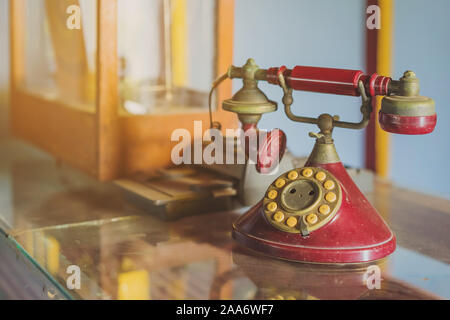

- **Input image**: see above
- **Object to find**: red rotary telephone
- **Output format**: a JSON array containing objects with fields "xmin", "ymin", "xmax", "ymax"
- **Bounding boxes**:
[{"xmin": 216, "ymin": 59, "xmax": 436, "ymax": 264}]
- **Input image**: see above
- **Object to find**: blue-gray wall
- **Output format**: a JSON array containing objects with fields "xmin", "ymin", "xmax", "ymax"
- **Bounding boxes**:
[
  {"xmin": 392, "ymin": 0, "xmax": 450, "ymax": 199},
  {"xmin": 234, "ymin": 0, "xmax": 450, "ymax": 199}
]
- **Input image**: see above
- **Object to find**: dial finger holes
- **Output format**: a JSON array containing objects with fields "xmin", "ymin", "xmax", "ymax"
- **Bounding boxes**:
[
  {"xmin": 267, "ymin": 190, "xmax": 278, "ymax": 200},
  {"xmin": 275, "ymin": 178, "xmax": 286, "ymax": 188},
  {"xmin": 302, "ymin": 168, "xmax": 313, "ymax": 178},
  {"xmin": 325, "ymin": 192, "xmax": 337, "ymax": 203},
  {"xmin": 324, "ymin": 180, "xmax": 335, "ymax": 190},
  {"xmin": 267, "ymin": 202, "xmax": 278, "ymax": 212},
  {"xmin": 286, "ymin": 216, "xmax": 298, "ymax": 227},
  {"xmin": 315, "ymin": 171, "xmax": 326, "ymax": 181},
  {"xmin": 288, "ymin": 170, "xmax": 299, "ymax": 180},
  {"xmin": 306, "ymin": 213, "xmax": 318, "ymax": 225},
  {"xmin": 319, "ymin": 204, "xmax": 331, "ymax": 215},
  {"xmin": 273, "ymin": 211, "xmax": 285, "ymax": 222}
]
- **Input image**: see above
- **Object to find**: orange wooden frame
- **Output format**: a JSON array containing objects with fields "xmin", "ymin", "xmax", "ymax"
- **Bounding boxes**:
[
  {"xmin": 10, "ymin": 0, "xmax": 236, "ymax": 181},
  {"xmin": 365, "ymin": 0, "xmax": 392, "ymax": 178}
]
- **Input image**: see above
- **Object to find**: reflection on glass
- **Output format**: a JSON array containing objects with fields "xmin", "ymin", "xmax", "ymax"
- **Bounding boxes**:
[
  {"xmin": 24, "ymin": 0, "xmax": 97, "ymax": 110},
  {"xmin": 12, "ymin": 222, "xmax": 232, "ymax": 300},
  {"xmin": 3, "ymin": 141, "xmax": 448, "ymax": 300},
  {"xmin": 118, "ymin": 0, "xmax": 216, "ymax": 115}
]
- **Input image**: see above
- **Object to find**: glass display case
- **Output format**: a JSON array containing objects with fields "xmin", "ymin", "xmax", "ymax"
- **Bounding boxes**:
[
  {"xmin": 118, "ymin": 0, "xmax": 217, "ymax": 115},
  {"xmin": 10, "ymin": 0, "xmax": 236, "ymax": 180}
]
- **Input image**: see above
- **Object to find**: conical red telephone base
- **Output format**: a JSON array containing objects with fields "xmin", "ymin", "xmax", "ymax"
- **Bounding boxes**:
[{"xmin": 232, "ymin": 161, "xmax": 396, "ymax": 264}]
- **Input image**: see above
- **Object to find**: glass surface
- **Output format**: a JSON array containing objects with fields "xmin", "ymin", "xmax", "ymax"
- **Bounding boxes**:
[
  {"xmin": 0, "ymin": 138, "xmax": 449, "ymax": 300},
  {"xmin": 24, "ymin": 0, "xmax": 97, "ymax": 111},
  {"xmin": 117, "ymin": 0, "xmax": 216, "ymax": 115}
]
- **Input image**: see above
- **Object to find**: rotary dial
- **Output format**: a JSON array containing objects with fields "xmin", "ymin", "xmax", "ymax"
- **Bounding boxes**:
[{"xmin": 263, "ymin": 167, "xmax": 342, "ymax": 235}]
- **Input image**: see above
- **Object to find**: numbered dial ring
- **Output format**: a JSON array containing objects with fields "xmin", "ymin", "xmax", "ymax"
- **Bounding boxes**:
[{"xmin": 263, "ymin": 167, "xmax": 342, "ymax": 234}]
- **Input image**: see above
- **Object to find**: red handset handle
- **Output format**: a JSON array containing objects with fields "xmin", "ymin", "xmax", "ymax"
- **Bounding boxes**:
[{"xmin": 266, "ymin": 66, "xmax": 391, "ymax": 97}]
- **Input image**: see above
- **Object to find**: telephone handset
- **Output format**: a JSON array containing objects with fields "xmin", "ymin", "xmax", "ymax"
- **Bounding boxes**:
[{"xmin": 263, "ymin": 167, "xmax": 342, "ymax": 236}]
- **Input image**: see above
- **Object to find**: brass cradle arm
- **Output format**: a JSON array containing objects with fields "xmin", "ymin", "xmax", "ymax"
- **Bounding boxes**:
[{"xmin": 278, "ymin": 72, "xmax": 373, "ymax": 131}]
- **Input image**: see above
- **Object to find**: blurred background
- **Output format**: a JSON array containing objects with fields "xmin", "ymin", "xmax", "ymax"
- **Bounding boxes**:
[{"xmin": 0, "ymin": 0, "xmax": 449, "ymax": 199}]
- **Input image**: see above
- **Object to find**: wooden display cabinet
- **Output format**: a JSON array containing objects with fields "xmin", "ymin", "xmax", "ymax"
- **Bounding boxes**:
[{"xmin": 10, "ymin": 0, "xmax": 236, "ymax": 181}]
